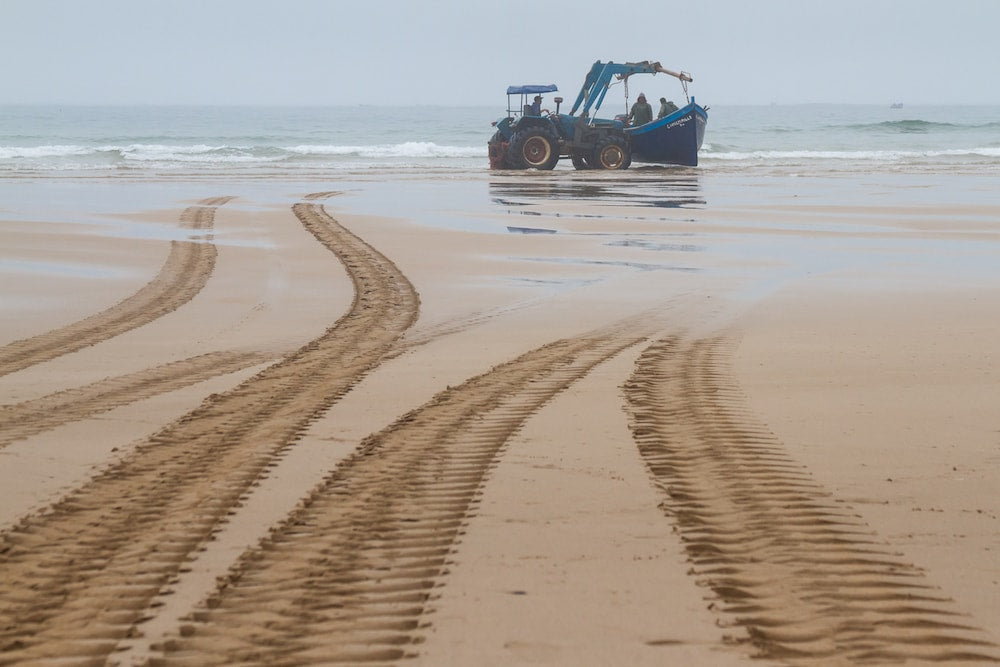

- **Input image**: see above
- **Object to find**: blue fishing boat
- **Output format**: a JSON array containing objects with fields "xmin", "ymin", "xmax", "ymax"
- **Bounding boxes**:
[
  {"xmin": 489, "ymin": 60, "xmax": 708, "ymax": 170},
  {"xmin": 624, "ymin": 99, "xmax": 708, "ymax": 167}
]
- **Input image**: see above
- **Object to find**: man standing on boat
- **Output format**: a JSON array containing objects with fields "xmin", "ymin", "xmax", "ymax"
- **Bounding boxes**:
[
  {"xmin": 628, "ymin": 93, "xmax": 653, "ymax": 126},
  {"xmin": 658, "ymin": 97, "xmax": 679, "ymax": 118}
]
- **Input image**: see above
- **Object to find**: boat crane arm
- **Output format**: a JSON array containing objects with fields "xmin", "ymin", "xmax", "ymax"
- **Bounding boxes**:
[
  {"xmin": 646, "ymin": 63, "xmax": 693, "ymax": 83},
  {"xmin": 569, "ymin": 60, "xmax": 693, "ymax": 117}
]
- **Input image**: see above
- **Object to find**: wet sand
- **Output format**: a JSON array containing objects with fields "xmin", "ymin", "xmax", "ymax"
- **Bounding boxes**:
[{"xmin": 0, "ymin": 171, "xmax": 998, "ymax": 664}]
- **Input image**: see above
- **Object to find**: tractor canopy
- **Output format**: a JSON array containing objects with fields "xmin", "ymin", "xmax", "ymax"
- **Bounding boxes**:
[{"xmin": 505, "ymin": 84, "xmax": 558, "ymax": 95}]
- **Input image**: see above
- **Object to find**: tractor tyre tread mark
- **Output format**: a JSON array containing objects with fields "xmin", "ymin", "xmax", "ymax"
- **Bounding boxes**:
[
  {"xmin": 0, "ymin": 201, "xmax": 418, "ymax": 664},
  {"xmin": 155, "ymin": 328, "xmax": 645, "ymax": 664},
  {"xmin": 0, "ymin": 197, "xmax": 233, "ymax": 378},
  {"xmin": 624, "ymin": 335, "xmax": 1000, "ymax": 664}
]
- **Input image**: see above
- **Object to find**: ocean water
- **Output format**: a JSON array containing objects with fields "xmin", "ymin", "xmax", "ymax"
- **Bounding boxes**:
[{"xmin": 1, "ymin": 104, "xmax": 998, "ymax": 176}]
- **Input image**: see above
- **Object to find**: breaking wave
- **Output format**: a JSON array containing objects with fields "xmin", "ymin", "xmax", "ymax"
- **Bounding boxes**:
[
  {"xmin": 704, "ymin": 147, "xmax": 1000, "ymax": 161},
  {"xmin": 841, "ymin": 119, "xmax": 1000, "ymax": 133},
  {"xmin": 288, "ymin": 142, "xmax": 483, "ymax": 158},
  {"xmin": 0, "ymin": 141, "xmax": 485, "ymax": 171},
  {"xmin": 3, "ymin": 104, "xmax": 999, "ymax": 174}
]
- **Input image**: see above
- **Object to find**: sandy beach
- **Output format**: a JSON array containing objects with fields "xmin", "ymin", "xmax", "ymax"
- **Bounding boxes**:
[{"xmin": 1, "ymin": 170, "xmax": 998, "ymax": 665}]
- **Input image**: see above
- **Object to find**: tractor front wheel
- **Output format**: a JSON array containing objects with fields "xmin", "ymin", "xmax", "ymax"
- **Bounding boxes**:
[
  {"xmin": 509, "ymin": 127, "xmax": 560, "ymax": 170},
  {"xmin": 592, "ymin": 138, "xmax": 630, "ymax": 170}
]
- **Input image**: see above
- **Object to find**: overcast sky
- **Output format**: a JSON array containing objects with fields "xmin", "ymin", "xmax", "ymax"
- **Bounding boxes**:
[{"xmin": 3, "ymin": 0, "xmax": 998, "ymax": 106}]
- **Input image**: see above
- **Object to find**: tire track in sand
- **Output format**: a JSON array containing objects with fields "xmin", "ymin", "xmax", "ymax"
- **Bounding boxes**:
[
  {"xmin": 154, "ymin": 327, "xmax": 647, "ymax": 665},
  {"xmin": 0, "ymin": 303, "xmax": 519, "ymax": 452},
  {"xmin": 0, "ymin": 350, "xmax": 271, "ymax": 449},
  {"xmin": 0, "ymin": 203, "xmax": 419, "ymax": 664},
  {"xmin": 625, "ymin": 336, "xmax": 999, "ymax": 664},
  {"xmin": 0, "ymin": 197, "xmax": 232, "ymax": 378},
  {"xmin": 0, "ymin": 198, "xmax": 525, "ymax": 450}
]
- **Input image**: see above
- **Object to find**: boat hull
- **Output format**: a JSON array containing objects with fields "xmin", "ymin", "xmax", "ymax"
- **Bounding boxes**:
[{"xmin": 626, "ymin": 100, "xmax": 708, "ymax": 167}]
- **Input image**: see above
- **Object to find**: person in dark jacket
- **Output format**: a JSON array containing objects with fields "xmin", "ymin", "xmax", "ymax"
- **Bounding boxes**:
[
  {"xmin": 658, "ymin": 97, "xmax": 679, "ymax": 118},
  {"xmin": 627, "ymin": 93, "xmax": 652, "ymax": 126}
]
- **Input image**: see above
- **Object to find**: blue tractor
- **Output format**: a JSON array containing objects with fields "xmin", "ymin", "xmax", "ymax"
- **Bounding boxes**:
[{"xmin": 489, "ymin": 60, "xmax": 703, "ymax": 170}]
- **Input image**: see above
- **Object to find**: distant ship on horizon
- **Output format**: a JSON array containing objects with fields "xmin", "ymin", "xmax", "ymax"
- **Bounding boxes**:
[{"xmin": 890, "ymin": 102, "xmax": 904, "ymax": 109}]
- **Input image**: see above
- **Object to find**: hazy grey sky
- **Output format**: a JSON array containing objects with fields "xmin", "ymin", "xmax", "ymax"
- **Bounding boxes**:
[{"xmin": 3, "ymin": 0, "xmax": 998, "ymax": 106}]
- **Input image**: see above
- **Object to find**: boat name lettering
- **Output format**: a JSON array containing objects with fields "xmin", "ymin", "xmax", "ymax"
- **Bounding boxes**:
[{"xmin": 666, "ymin": 117, "xmax": 690, "ymax": 130}]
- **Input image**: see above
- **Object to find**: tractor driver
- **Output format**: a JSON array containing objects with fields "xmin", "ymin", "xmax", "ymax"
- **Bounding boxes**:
[{"xmin": 529, "ymin": 95, "xmax": 543, "ymax": 115}]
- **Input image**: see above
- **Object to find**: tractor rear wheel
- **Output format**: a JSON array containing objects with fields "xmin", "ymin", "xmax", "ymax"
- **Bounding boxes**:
[
  {"xmin": 592, "ymin": 137, "xmax": 629, "ymax": 170},
  {"xmin": 509, "ymin": 127, "xmax": 560, "ymax": 170}
]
